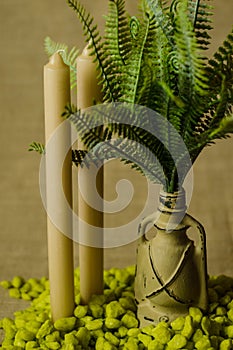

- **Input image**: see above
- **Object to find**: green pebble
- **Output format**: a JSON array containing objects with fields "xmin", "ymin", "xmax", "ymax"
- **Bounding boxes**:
[
  {"xmin": 148, "ymin": 339, "xmax": 164, "ymax": 350},
  {"xmin": 225, "ymin": 325, "xmax": 233, "ymax": 338},
  {"xmin": 5, "ymin": 325, "xmax": 17, "ymax": 339},
  {"xmin": 74, "ymin": 305, "xmax": 88, "ymax": 319},
  {"xmin": 115, "ymin": 268, "xmax": 131, "ymax": 284},
  {"xmin": 15, "ymin": 329, "xmax": 35, "ymax": 341},
  {"xmin": 201, "ymin": 316, "xmax": 211, "ymax": 335},
  {"xmin": 89, "ymin": 294, "xmax": 106, "ymax": 305},
  {"xmin": 208, "ymin": 288, "xmax": 219, "ymax": 303},
  {"xmin": 124, "ymin": 338, "xmax": 139, "ymax": 349},
  {"xmin": 220, "ymin": 294, "xmax": 231, "ymax": 306},
  {"xmin": 210, "ymin": 335, "xmax": 219, "ymax": 349},
  {"xmin": 186, "ymin": 340, "xmax": 195, "ymax": 349},
  {"xmin": 21, "ymin": 292, "xmax": 32, "ymax": 301},
  {"xmin": 105, "ymin": 317, "xmax": 121, "ymax": 329},
  {"xmin": 141, "ymin": 325, "xmax": 153, "ymax": 336},
  {"xmin": 28, "ymin": 290, "xmax": 39, "ymax": 299},
  {"xmin": 121, "ymin": 313, "xmax": 138, "ymax": 328},
  {"xmin": 167, "ymin": 334, "xmax": 187, "ymax": 349},
  {"xmin": 227, "ymin": 299, "xmax": 233, "ymax": 309},
  {"xmin": 81, "ymin": 315, "xmax": 93, "ymax": 324},
  {"xmin": 216, "ymin": 306, "xmax": 227, "ymax": 315},
  {"xmin": 220, "ymin": 339, "xmax": 232, "ymax": 350},
  {"xmin": 2, "ymin": 317, "xmax": 15, "ymax": 329},
  {"xmin": 214, "ymin": 315, "xmax": 227, "ymax": 324},
  {"xmin": 195, "ymin": 335, "xmax": 211, "ymax": 350},
  {"xmin": 90, "ymin": 329, "xmax": 105, "ymax": 338},
  {"xmin": 118, "ymin": 326, "xmax": 128, "ymax": 337},
  {"xmin": 0, "ymin": 280, "xmax": 12, "ymax": 289},
  {"xmin": 192, "ymin": 329, "xmax": 203, "ymax": 342},
  {"xmin": 181, "ymin": 315, "xmax": 194, "ymax": 339},
  {"xmin": 36, "ymin": 312, "xmax": 49, "ymax": 323},
  {"xmin": 20, "ymin": 282, "xmax": 32, "ymax": 293},
  {"xmin": 227, "ymin": 308, "xmax": 233, "ymax": 322},
  {"xmin": 64, "ymin": 332, "xmax": 79, "ymax": 345},
  {"xmin": 109, "ymin": 279, "xmax": 118, "ymax": 290},
  {"xmin": 138, "ymin": 333, "xmax": 152, "ymax": 347},
  {"xmin": 54, "ymin": 317, "xmax": 76, "ymax": 332},
  {"xmin": 85, "ymin": 319, "xmax": 103, "ymax": 331},
  {"xmin": 75, "ymin": 326, "xmax": 91, "ymax": 347},
  {"xmin": 105, "ymin": 331, "xmax": 120, "ymax": 346},
  {"xmin": 189, "ymin": 307, "xmax": 203, "ymax": 324},
  {"xmin": 89, "ymin": 303, "xmax": 103, "ymax": 318},
  {"xmin": 209, "ymin": 302, "xmax": 218, "ymax": 313},
  {"xmin": 12, "ymin": 276, "xmax": 24, "ymax": 288},
  {"xmin": 25, "ymin": 340, "xmax": 39, "ymax": 349},
  {"xmin": 171, "ymin": 316, "xmax": 185, "ymax": 331},
  {"xmin": 14, "ymin": 337, "xmax": 26, "ymax": 348},
  {"xmin": 9, "ymin": 288, "xmax": 21, "ymax": 299},
  {"xmin": 75, "ymin": 293, "xmax": 81, "ymax": 305},
  {"xmin": 26, "ymin": 320, "xmax": 42, "ymax": 334},
  {"xmin": 151, "ymin": 325, "xmax": 171, "ymax": 344},
  {"xmin": 96, "ymin": 336, "xmax": 105, "ymax": 350},
  {"xmin": 15, "ymin": 317, "xmax": 26, "ymax": 329},
  {"xmin": 105, "ymin": 301, "xmax": 125, "ymax": 318},
  {"xmin": 36, "ymin": 320, "xmax": 54, "ymax": 339},
  {"xmin": 127, "ymin": 328, "xmax": 140, "ymax": 337},
  {"xmin": 119, "ymin": 297, "xmax": 136, "ymax": 312},
  {"xmin": 1, "ymin": 338, "xmax": 14, "ymax": 348},
  {"xmin": 45, "ymin": 341, "xmax": 60, "ymax": 349},
  {"xmin": 45, "ymin": 330, "xmax": 60, "ymax": 342}
]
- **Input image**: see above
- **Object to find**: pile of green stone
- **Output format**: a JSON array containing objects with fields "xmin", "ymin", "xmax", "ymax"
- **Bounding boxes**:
[{"xmin": 0, "ymin": 266, "xmax": 233, "ymax": 349}]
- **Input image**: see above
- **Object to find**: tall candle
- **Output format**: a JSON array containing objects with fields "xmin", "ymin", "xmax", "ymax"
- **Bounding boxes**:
[
  {"xmin": 44, "ymin": 52, "xmax": 75, "ymax": 321},
  {"xmin": 76, "ymin": 45, "xmax": 104, "ymax": 304}
]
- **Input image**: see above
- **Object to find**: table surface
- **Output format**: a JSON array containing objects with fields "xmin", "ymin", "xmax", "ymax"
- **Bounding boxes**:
[{"xmin": 0, "ymin": 0, "xmax": 232, "ymax": 335}]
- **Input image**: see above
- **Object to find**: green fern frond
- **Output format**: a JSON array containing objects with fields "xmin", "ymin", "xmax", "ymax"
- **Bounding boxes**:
[
  {"xmin": 87, "ymin": 136, "xmax": 166, "ymax": 184},
  {"xmin": 188, "ymin": 0, "xmax": 213, "ymax": 50},
  {"xmin": 147, "ymin": 0, "xmax": 174, "ymax": 47},
  {"xmin": 44, "ymin": 36, "xmax": 79, "ymax": 89},
  {"xmin": 67, "ymin": 0, "xmax": 117, "ymax": 102},
  {"xmin": 118, "ymin": 15, "xmax": 153, "ymax": 104},
  {"xmin": 101, "ymin": 0, "xmax": 132, "ymax": 101},
  {"xmin": 72, "ymin": 149, "xmax": 88, "ymax": 167},
  {"xmin": 28, "ymin": 142, "xmax": 45, "ymax": 154},
  {"xmin": 173, "ymin": 1, "xmax": 209, "ymax": 141}
]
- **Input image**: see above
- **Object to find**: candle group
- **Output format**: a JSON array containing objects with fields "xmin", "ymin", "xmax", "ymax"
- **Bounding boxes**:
[{"xmin": 44, "ymin": 46, "xmax": 104, "ymax": 320}]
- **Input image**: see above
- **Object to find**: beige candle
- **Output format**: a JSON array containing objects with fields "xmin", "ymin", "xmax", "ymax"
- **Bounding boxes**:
[
  {"xmin": 44, "ymin": 52, "xmax": 75, "ymax": 321},
  {"xmin": 76, "ymin": 45, "xmax": 104, "ymax": 304}
]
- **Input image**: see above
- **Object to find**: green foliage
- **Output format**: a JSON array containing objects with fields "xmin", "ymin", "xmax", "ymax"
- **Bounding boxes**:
[
  {"xmin": 44, "ymin": 36, "xmax": 79, "ymax": 89},
  {"xmin": 28, "ymin": 142, "xmax": 45, "ymax": 154},
  {"xmin": 66, "ymin": 0, "xmax": 233, "ymax": 192}
]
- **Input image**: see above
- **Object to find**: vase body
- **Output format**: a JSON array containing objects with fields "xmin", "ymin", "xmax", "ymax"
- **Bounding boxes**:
[{"xmin": 135, "ymin": 189, "xmax": 208, "ymax": 327}]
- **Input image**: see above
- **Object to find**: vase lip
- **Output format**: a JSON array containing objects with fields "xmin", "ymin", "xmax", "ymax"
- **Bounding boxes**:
[{"xmin": 159, "ymin": 187, "xmax": 186, "ymax": 212}]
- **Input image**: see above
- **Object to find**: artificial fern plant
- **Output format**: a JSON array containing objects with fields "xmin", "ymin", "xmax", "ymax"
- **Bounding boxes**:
[{"xmin": 62, "ymin": 0, "xmax": 233, "ymax": 193}]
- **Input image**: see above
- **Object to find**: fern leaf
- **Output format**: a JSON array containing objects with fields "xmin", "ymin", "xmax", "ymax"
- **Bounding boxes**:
[
  {"xmin": 28, "ymin": 142, "xmax": 45, "ymax": 154},
  {"xmin": 67, "ymin": 0, "xmax": 116, "ymax": 102},
  {"xmin": 72, "ymin": 149, "xmax": 88, "ymax": 167},
  {"xmin": 147, "ymin": 0, "xmax": 174, "ymax": 47},
  {"xmin": 90, "ymin": 137, "xmax": 165, "ymax": 185},
  {"xmin": 173, "ymin": 1, "xmax": 209, "ymax": 141},
  {"xmin": 101, "ymin": 0, "xmax": 132, "ymax": 101}
]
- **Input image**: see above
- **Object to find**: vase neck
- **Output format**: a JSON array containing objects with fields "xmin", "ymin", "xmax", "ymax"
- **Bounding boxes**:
[
  {"xmin": 158, "ymin": 189, "xmax": 186, "ymax": 213},
  {"xmin": 155, "ymin": 189, "xmax": 187, "ymax": 231}
]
